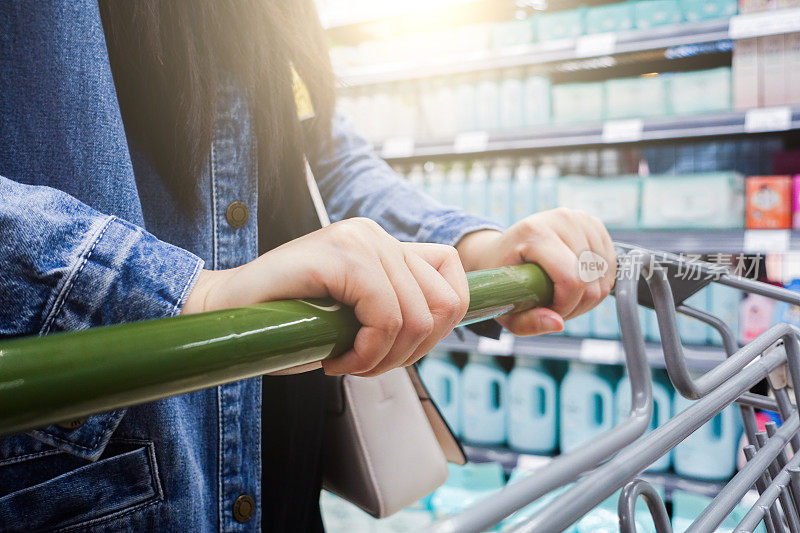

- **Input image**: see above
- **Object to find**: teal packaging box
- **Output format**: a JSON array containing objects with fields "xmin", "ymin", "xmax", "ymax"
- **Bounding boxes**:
[
  {"xmin": 605, "ymin": 75, "xmax": 668, "ymax": 119},
  {"xmin": 536, "ymin": 7, "xmax": 586, "ymax": 41},
  {"xmin": 635, "ymin": 0, "xmax": 682, "ymax": 30},
  {"xmin": 668, "ymin": 67, "xmax": 732, "ymax": 115},
  {"xmin": 552, "ymin": 82, "xmax": 605, "ymax": 124},
  {"xmin": 585, "ymin": 2, "xmax": 635, "ymax": 34},
  {"xmin": 680, "ymin": 0, "xmax": 738, "ymax": 22}
]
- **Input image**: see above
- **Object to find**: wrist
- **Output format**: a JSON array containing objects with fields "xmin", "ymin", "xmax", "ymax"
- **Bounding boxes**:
[
  {"xmin": 455, "ymin": 229, "xmax": 503, "ymax": 271},
  {"xmin": 181, "ymin": 269, "xmax": 230, "ymax": 314}
]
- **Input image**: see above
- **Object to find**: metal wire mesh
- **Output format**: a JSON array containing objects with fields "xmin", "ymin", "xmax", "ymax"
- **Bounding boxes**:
[{"xmin": 430, "ymin": 245, "xmax": 800, "ymax": 533}]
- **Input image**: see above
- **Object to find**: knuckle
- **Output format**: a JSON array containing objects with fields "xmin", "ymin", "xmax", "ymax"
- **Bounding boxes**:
[
  {"xmin": 348, "ymin": 351, "xmax": 378, "ymax": 374},
  {"xmin": 408, "ymin": 313, "xmax": 435, "ymax": 337},
  {"xmin": 382, "ymin": 313, "xmax": 404, "ymax": 336}
]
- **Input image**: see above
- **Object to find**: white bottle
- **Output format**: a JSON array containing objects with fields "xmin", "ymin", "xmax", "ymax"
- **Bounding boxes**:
[
  {"xmin": 536, "ymin": 159, "xmax": 560, "ymax": 212},
  {"xmin": 559, "ymin": 362, "xmax": 616, "ymax": 453},
  {"xmin": 512, "ymin": 158, "xmax": 536, "ymax": 224},
  {"xmin": 455, "ymin": 74, "xmax": 477, "ymax": 132},
  {"xmin": 500, "ymin": 68, "xmax": 525, "ymax": 131},
  {"xmin": 488, "ymin": 158, "xmax": 514, "ymax": 227},
  {"xmin": 523, "ymin": 69, "xmax": 551, "ymax": 127},
  {"xmin": 475, "ymin": 71, "xmax": 500, "ymax": 131}
]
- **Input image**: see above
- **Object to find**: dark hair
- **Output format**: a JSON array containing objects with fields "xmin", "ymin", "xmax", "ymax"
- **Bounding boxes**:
[{"xmin": 99, "ymin": 0, "xmax": 335, "ymax": 211}]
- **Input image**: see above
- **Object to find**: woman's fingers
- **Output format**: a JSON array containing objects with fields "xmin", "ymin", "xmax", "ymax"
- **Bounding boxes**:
[{"xmin": 496, "ymin": 307, "xmax": 565, "ymax": 336}]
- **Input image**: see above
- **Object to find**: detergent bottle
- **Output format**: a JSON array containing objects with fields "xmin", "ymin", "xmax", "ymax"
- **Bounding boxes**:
[{"xmin": 507, "ymin": 357, "xmax": 558, "ymax": 454}]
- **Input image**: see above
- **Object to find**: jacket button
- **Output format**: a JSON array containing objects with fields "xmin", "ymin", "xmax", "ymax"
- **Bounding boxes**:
[
  {"xmin": 226, "ymin": 201, "xmax": 249, "ymax": 229},
  {"xmin": 56, "ymin": 418, "xmax": 86, "ymax": 430},
  {"xmin": 233, "ymin": 494, "xmax": 255, "ymax": 523}
]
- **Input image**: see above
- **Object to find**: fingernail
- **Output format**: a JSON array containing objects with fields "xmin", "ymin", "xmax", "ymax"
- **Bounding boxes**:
[{"xmin": 542, "ymin": 316, "xmax": 563, "ymax": 333}]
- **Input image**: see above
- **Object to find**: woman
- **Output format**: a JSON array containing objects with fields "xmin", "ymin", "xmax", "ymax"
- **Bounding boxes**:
[{"xmin": 0, "ymin": 1, "xmax": 616, "ymax": 531}]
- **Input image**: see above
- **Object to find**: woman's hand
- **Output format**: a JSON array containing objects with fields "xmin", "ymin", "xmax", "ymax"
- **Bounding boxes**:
[
  {"xmin": 182, "ymin": 218, "xmax": 469, "ymax": 376},
  {"xmin": 456, "ymin": 208, "xmax": 616, "ymax": 336}
]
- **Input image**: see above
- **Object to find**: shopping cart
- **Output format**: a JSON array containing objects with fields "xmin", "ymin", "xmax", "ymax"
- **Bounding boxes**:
[{"xmin": 1, "ymin": 244, "xmax": 799, "ymax": 532}]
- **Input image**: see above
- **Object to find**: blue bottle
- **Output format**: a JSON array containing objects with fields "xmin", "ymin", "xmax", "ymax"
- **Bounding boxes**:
[
  {"xmin": 443, "ymin": 161, "xmax": 467, "ymax": 209},
  {"xmin": 678, "ymin": 290, "xmax": 710, "ymax": 345},
  {"xmin": 488, "ymin": 159, "xmax": 514, "ymax": 227},
  {"xmin": 709, "ymin": 282, "xmax": 742, "ymax": 346},
  {"xmin": 673, "ymin": 394, "xmax": 742, "ymax": 480},
  {"xmin": 615, "ymin": 371, "xmax": 672, "ymax": 471},
  {"xmin": 564, "ymin": 311, "xmax": 592, "ymax": 338},
  {"xmin": 461, "ymin": 353, "xmax": 507, "ymax": 445},
  {"xmin": 512, "ymin": 158, "xmax": 536, "ymax": 225},
  {"xmin": 419, "ymin": 351, "xmax": 462, "ymax": 436},
  {"xmin": 507, "ymin": 358, "xmax": 558, "ymax": 454},
  {"xmin": 559, "ymin": 362, "xmax": 616, "ymax": 453},
  {"xmin": 465, "ymin": 161, "xmax": 490, "ymax": 218},
  {"xmin": 593, "ymin": 295, "xmax": 621, "ymax": 339},
  {"xmin": 426, "ymin": 162, "xmax": 447, "ymax": 204}
]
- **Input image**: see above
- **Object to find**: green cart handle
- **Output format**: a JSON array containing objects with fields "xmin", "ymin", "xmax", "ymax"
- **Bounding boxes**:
[{"xmin": 0, "ymin": 264, "xmax": 552, "ymax": 436}]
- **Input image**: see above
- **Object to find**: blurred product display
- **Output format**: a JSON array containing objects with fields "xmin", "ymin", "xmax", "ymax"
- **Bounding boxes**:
[{"xmin": 318, "ymin": 0, "xmax": 800, "ymax": 530}]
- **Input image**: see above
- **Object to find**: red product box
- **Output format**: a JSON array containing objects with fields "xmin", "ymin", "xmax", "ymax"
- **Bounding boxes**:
[{"xmin": 746, "ymin": 175, "xmax": 793, "ymax": 229}]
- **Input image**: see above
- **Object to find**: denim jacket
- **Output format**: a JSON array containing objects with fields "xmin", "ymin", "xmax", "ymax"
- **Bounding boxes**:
[{"xmin": 0, "ymin": 2, "xmax": 500, "ymax": 531}]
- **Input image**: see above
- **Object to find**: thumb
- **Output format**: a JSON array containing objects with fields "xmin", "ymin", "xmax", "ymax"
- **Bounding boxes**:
[{"xmin": 496, "ymin": 308, "xmax": 565, "ymax": 336}]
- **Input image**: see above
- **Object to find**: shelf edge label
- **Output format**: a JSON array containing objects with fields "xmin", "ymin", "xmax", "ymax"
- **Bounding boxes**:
[
  {"xmin": 744, "ymin": 106, "xmax": 792, "ymax": 133},
  {"xmin": 380, "ymin": 136, "xmax": 415, "ymax": 158},
  {"xmin": 602, "ymin": 119, "xmax": 644, "ymax": 143},
  {"xmin": 743, "ymin": 229, "xmax": 791, "ymax": 253},
  {"xmin": 729, "ymin": 8, "xmax": 800, "ymax": 39},
  {"xmin": 477, "ymin": 331, "xmax": 515, "ymax": 356},
  {"xmin": 579, "ymin": 339, "xmax": 621, "ymax": 364},
  {"xmin": 454, "ymin": 131, "xmax": 490, "ymax": 153},
  {"xmin": 575, "ymin": 33, "xmax": 617, "ymax": 58}
]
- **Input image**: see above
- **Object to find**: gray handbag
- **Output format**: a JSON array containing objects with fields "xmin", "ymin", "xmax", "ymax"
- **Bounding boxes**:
[{"xmin": 322, "ymin": 366, "xmax": 466, "ymax": 518}]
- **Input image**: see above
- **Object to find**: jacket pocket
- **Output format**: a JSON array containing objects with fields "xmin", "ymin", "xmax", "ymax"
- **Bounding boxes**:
[{"xmin": 0, "ymin": 439, "xmax": 162, "ymax": 532}]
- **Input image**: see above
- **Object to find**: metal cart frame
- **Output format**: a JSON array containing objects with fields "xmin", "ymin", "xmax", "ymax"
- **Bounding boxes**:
[{"xmin": 432, "ymin": 246, "xmax": 800, "ymax": 533}]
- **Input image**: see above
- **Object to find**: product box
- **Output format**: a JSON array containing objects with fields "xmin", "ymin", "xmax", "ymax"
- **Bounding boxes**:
[
  {"xmin": 746, "ymin": 175, "xmax": 792, "ymax": 229},
  {"xmin": 635, "ymin": 0, "xmax": 682, "ymax": 29},
  {"xmin": 793, "ymin": 175, "xmax": 800, "ymax": 228},
  {"xmin": 585, "ymin": 2, "xmax": 635, "ymax": 34},
  {"xmin": 640, "ymin": 172, "xmax": 745, "ymax": 229},
  {"xmin": 536, "ymin": 7, "xmax": 586, "ymax": 42},
  {"xmin": 605, "ymin": 75, "xmax": 668, "ymax": 119},
  {"xmin": 681, "ymin": 0, "xmax": 738, "ymax": 22},
  {"xmin": 523, "ymin": 72, "xmax": 551, "ymax": 127},
  {"xmin": 552, "ymin": 82, "xmax": 605, "ymax": 124},
  {"xmin": 786, "ymin": 33, "xmax": 800, "ymax": 106},
  {"xmin": 556, "ymin": 175, "xmax": 641, "ymax": 229},
  {"xmin": 668, "ymin": 68, "xmax": 732, "ymax": 115},
  {"xmin": 759, "ymin": 34, "xmax": 788, "ymax": 106},
  {"xmin": 732, "ymin": 38, "xmax": 760, "ymax": 109}
]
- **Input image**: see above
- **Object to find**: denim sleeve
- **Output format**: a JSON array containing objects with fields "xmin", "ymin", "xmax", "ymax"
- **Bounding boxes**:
[
  {"xmin": 0, "ymin": 175, "xmax": 204, "ymax": 338},
  {"xmin": 307, "ymin": 113, "xmax": 503, "ymax": 247}
]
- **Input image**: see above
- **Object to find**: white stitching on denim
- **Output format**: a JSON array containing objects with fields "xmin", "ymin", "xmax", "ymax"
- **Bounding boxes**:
[
  {"xmin": 210, "ymin": 144, "xmax": 219, "ymax": 271},
  {"xmin": 40, "ymin": 215, "xmax": 115, "ymax": 335},
  {"xmin": 0, "ymin": 448, "xmax": 61, "ymax": 467},
  {"xmin": 217, "ymin": 385, "xmax": 224, "ymax": 530}
]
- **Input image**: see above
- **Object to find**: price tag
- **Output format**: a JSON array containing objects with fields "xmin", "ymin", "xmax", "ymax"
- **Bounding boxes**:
[
  {"xmin": 745, "ymin": 107, "xmax": 792, "ymax": 133},
  {"xmin": 454, "ymin": 131, "xmax": 489, "ymax": 153},
  {"xmin": 602, "ymin": 119, "xmax": 644, "ymax": 143},
  {"xmin": 729, "ymin": 8, "xmax": 800, "ymax": 39},
  {"xmin": 477, "ymin": 331, "xmax": 515, "ymax": 356},
  {"xmin": 575, "ymin": 33, "xmax": 617, "ymax": 58},
  {"xmin": 743, "ymin": 229, "xmax": 791, "ymax": 253},
  {"xmin": 516, "ymin": 454, "xmax": 553, "ymax": 472},
  {"xmin": 380, "ymin": 137, "xmax": 415, "ymax": 158},
  {"xmin": 579, "ymin": 339, "xmax": 621, "ymax": 364}
]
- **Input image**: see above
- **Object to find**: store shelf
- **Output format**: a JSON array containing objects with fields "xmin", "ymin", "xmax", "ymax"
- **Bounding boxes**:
[
  {"xmin": 440, "ymin": 328, "xmax": 726, "ymax": 371},
  {"xmin": 611, "ymin": 229, "xmax": 800, "ymax": 254},
  {"xmin": 374, "ymin": 106, "xmax": 800, "ymax": 159},
  {"xmin": 463, "ymin": 444, "xmax": 728, "ymax": 498},
  {"xmin": 337, "ymin": 18, "xmax": 731, "ymax": 86},
  {"xmin": 321, "ymin": 0, "xmax": 491, "ymax": 30}
]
